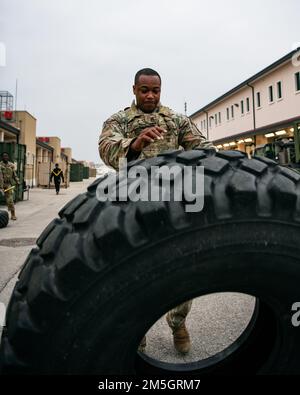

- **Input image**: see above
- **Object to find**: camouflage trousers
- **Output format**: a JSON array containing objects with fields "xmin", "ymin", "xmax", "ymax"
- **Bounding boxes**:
[
  {"xmin": 167, "ymin": 300, "xmax": 193, "ymax": 330},
  {"xmin": 4, "ymin": 189, "xmax": 15, "ymax": 211}
]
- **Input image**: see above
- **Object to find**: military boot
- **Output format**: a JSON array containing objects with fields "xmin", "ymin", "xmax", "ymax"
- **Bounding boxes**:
[
  {"xmin": 166, "ymin": 314, "xmax": 191, "ymax": 354},
  {"xmin": 10, "ymin": 209, "xmax": 17, "ymax": 220}
]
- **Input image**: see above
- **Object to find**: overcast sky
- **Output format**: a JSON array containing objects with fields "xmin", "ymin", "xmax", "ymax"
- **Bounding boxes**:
[{"xmin": 0, "ymin": 0, "xmax": 299, "ymax": 163}]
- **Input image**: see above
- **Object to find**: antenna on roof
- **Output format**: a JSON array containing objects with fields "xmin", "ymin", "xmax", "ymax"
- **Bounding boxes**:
[{"xmin": 15, "ymin": 79, "xmax": 18, "ymax": 112}]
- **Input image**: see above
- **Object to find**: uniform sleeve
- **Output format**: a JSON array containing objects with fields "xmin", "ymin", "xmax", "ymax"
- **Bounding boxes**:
[
  {"xmin": 11, "ymin": 164, "xmax": 19, "ymax": 184},
  {"xmin": 0, "ymin": 168, "xmax": 3, "ymax": 190},
  {"xmin": 98, "ymin": 114, "xmax": 136, "ymax": 170},
  {"xmin": 177, "ymin": 115, "xmax": 216, "ymax": 151}
]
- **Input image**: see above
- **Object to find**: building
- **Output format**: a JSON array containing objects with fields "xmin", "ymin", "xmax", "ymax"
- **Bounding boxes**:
[
  {"xmin": 0, "ymin": 91, "xmax": 20, "ymax": 143},
  {"xmin": 15, "ymin": 111, "xmax": 38, "ymax": 185},
  {"xmin": 37, "ymin": 137, "xmax": 70, "ymax": 187},
  {"xmin": 1, "ymin": 108, "xmax": 72, "ymax": 187},
  {"xmin": 61, "ymin": 147, "xmax": 72, "ymax": 164},
  {"xmin": 0, "ymin": 119, "xmax": 20, "ymax": 143},
  {"xmin": 1, "ymin": 95, "xmax": 96, "ymax": 188},
  {"xmin": 191, "ymin": 49, "xmax": 300, "ymax": 157}
]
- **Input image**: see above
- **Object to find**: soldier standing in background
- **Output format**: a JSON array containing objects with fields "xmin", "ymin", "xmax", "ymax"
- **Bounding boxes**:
[
  {"xmin": 99, "ymin": 68, "xmax": 215, "ymax": 355},
  {"xmin": 0, "ymin": 152, "xmax": 19, "ymax": 220},
  {"xmin": 50, "ymin": 163, "xmax": 64, "ymax": 195}
]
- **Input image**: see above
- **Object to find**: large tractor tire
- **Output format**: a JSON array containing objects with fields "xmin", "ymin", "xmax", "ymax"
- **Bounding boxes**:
[
  {"xmin": 0, "ymin": 210, "xmax": 9, "ymax": 229},
  {"xmin": 1, "ymin": 149, "xmax": 300, "ymax": 374}
]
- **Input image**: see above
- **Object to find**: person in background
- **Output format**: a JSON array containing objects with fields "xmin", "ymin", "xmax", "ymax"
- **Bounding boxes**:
[
  {"xmin": 0, "ymin": 152, "xmax": 19, "ymax": 220},
  {"xmin": 50, "ymin": 163, "xmax": 64, "ymax": 195}
]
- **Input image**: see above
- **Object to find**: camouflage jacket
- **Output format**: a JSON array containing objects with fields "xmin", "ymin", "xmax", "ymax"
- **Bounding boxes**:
[
  {"xmin": 0, "ymin": 161, "xmax": 19, "ymax": 190},
  {"xmin": 99, "ymin": 103, "xmax": 214, "ymax": 170}
]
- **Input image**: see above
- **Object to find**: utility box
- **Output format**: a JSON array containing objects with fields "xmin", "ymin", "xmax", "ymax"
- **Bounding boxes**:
[
  {"xmin": 0, "ymin": 142, "xmax": 26, "ymax": 204},
  {"xmin": 70, "ymin": 163, "xmax": 84, "ymax": 182},
  {"xmin": 83, "ymin": 166, "xmax": 90, "ymax": 179}
]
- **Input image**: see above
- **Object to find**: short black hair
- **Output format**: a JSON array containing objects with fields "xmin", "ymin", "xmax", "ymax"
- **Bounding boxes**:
[
  {"xmin": 1, "ymin": 152, "xmax": 9, "ymax": 157},
  {"xmin": 134, "ymin": 68, "xmax": 161, "ymax": 85}
]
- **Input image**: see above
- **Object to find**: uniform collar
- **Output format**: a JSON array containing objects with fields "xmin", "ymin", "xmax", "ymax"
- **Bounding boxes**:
[{"xmin": 126, "ymin": 101, "xmax": 171, "ymax": 120}]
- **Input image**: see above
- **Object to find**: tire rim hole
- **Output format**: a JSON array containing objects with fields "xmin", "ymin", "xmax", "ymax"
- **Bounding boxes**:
[{"xmin": 135, "ymin": 293, "xmax": 277, "ymax": 374}]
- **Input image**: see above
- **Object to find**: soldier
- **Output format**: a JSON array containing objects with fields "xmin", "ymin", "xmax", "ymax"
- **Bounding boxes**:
[
  {"xmin": 50, "ymin": 164, "xmax": 64, "ymax": 195},
  {"xmin": 99, "ymin": 68, "xmax": 214, "ymax": 355},
  {"xmin": 0, "ymin": 152, "xmax": 19, "ymax": 220}
]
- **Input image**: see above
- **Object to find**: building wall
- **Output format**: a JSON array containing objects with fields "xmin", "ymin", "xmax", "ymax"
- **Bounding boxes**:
[
  {"xmin": 36, "ymin": 139, "xmax": 71, "ymax": 187},
  {"xmin": 0, "ymin": 127, "xmax": 18, "ymax": 143},
  {"xmin": 62, "ymin": 147, "xmax": 72, "ymax": 163},
  {"xmin": 194, "ymin": 86, "xmax": 254, "ymax": 141},
  {"xmin": 47, "ymin": 137, "xmax": 61, "ymax": 164},
  {"xmin": 15, "ymin": 111, "xmax": 37, "ymax": 186},
  {"xmin": 254, "ymin": 61, "xmax": 300, "ymax": 129},
  {"xmin": 36, "ymin": 146, "xmax": 52, "ymax": 163},
  {"xmin": 192, "ymin": 58, "xmax": 300, "ymax": 143},
  {"xmin": 16, "ymin": 111, "xmax": 36, "ymax": 159}
]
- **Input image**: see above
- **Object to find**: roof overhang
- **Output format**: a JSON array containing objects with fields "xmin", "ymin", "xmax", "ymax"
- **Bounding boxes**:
[{"xmin": 213, "ymin": 116, "xmax": 300, "ymax": 145}]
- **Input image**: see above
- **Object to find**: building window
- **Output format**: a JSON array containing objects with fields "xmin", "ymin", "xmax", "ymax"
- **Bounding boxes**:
[
  {"xmin": 219, "ymin": 112, "xmax": 221, "ymax": 124},
  {"xmin": 246, "ymin": 98, "xmax": 250, "ymax": 112},
  {"xmin": 269, "ymin": 86, "xmax": 274, "ymax": 103},
  {"xmin": 227, "ymin": 108, "xmax": 229, "ymax": 120},
  {"xmin": 209, "ymin": 117, "xmax": 212, "ymax": 128},
  {"xmin": 231, "ymin": 105, "xmax": 234, "ymax": 118},
  {"xmin": 204, "ymin": 119, "xmax": 206, "ymax": 130},
  {"xmin": 295, "ymin": 72, "xmax": 300, "ymax": 92},
  {"xmin": 257, "ymin": 92, "xmax": 261, "ymax": 108},
  {"xmin": 277, "ymin": 81, "xmax": 282, "ymax": 99},
  {"xmin": 215, "ymin": 114, "xmax": 218, "ymax": 126},
  {"xmin": 241, "ymin": 100, "xmax": 244, "ymax": 115}
]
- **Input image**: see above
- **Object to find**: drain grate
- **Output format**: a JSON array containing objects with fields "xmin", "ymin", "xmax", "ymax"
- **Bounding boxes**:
[{"xmin": 0, "ymin": 238, "xmax": 37, "ymax": 247}]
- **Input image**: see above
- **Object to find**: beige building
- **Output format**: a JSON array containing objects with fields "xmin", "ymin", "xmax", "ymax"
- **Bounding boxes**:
[
  {"xmin": 37, "ymin": 137, "xmax": 71, "ymax": 187},
  {"xmin": 191, "ymin": 49, "xmax": 300, "ymax": 157},
  {"xmin": 61, "ymin": 147, "xmax": 72, "ymax": 163},
  {"xmin": 2, "ymin": 110, "xmax": 73, "ymax": 187},
  {"xmin": 35, "ymin": 139, "xmax": 54, "ymax": 187},
  {"xmin": 15, "ymin": 111, "xmax": 38, "ymax": 185},
  {"xmin": 0, "ymin": 119, "xmax": 20, "ymax": 143}
]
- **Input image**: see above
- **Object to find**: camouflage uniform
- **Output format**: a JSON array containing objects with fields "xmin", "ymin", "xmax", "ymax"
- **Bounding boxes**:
[
  {"xmin": 0, "ymin": 161, "xmax": 19, "ymax": 212},
  {"xmin": 99, "ymin": 102, "xmax": 213, "ymax": 170},
  {"xmin": 99, "ymin": 102, "xmax": 214, "ymax": 330}
]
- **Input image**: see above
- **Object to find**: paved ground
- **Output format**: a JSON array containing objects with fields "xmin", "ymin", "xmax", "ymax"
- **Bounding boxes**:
[
  {"xmin": 0, "ymin": 180, "xmax": 94, "ymax": 307},
  {"xmin": 0, "ymin": 172, "xmax": 256, "ymax": 368}
]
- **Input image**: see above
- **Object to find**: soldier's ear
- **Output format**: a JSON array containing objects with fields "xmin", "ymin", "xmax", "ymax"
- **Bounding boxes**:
[{"xmin": 133, "ymin": 85, "xmax": 137, "ymax": 95}]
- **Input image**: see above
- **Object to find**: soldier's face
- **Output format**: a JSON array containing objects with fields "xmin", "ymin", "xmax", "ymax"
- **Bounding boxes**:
[
  {"xmin": 2, "ymin": 154, "xmax": 9, "ymax": 163},
  {"xmin": 133, "ymin": 75, "xmax": 161, "ymax": 113}
]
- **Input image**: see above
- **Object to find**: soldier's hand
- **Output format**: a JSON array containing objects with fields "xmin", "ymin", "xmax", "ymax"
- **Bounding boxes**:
[{"xmin": 130, "ymin": 126, "xmax": 167, "ymax": 152}]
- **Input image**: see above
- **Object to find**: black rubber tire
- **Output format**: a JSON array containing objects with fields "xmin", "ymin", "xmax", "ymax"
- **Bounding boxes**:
[
  {"xmin": 0, "ymin": 210, "xmax": 9, "ymax": 229},
  {"xmin": 1, "ymin": 149, "xmax": 300, "ymax": 375}
]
